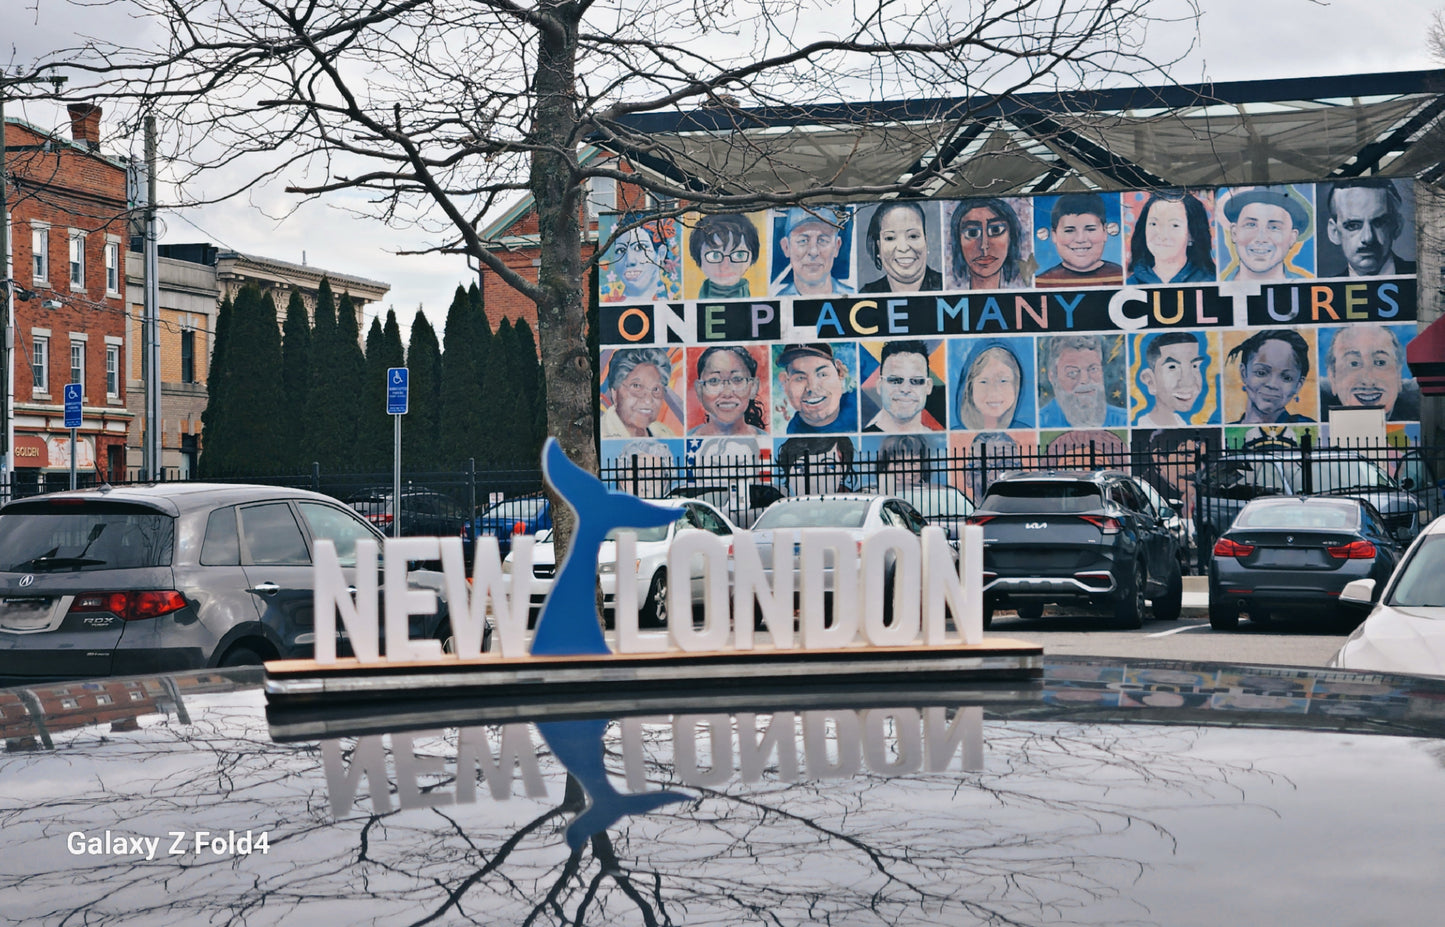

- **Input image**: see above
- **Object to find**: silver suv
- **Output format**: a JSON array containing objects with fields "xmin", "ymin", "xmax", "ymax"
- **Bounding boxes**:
[{"xmin": 0, "ymin": 483, "xmax": 457, "ymax": 683}]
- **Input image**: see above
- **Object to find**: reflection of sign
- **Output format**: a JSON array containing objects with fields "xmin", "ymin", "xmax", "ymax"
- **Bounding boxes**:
[
  {"xmin": 386, "ymin": 367, "xmax": 408, "ymax": 415},
  {"xmin": 46, "ymin": 435, "xmax": 95, "ymax": 469}
]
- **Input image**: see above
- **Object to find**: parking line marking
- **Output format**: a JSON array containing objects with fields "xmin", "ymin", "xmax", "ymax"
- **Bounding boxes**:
[{"xmin": 1146, "ymin": 624, "xmax": 1209, "ymax": 638}]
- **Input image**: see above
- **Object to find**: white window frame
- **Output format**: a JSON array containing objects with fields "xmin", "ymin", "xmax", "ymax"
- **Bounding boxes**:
[
  {"xmin": 105, "ymin": 337, "xmax": 122, "ymax": 398},
  {"xmin": 68, "ymin": 230, "xmax": 85, "ymax": 290},
  {"xmin": 104, "ymin": 237, "xmax": 121, "ymax": 296},
  {"xmin": 70, "ymin": 334, "xmax": 87, "ymax": 391},
  {"xmin": 31, "ymin": 331, "xmax": 50, "ymax": 395},
  {"xmin": 586, "ymin": 176, "xmax": 616, "ymax": 222},
  {"xmin": 31, "ymin": 222, "xmax": 49, "ymax": 284}
]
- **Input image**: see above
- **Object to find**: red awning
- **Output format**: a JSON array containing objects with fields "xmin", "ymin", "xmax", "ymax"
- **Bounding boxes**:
[{"xmin": 1408, "ymin": 314, "xmax": 1445, "ymax": 395}]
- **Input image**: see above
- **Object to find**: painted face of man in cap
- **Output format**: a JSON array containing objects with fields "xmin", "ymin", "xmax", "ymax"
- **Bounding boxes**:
[
  {"xmin": 1230, "ymin": 197, "xmax": 1300, "ymax": 281},
  {"xmin": 782, "ymin": 347, "xmax": 848, "ymax": 428},
  {"xmin": 781, "ymin": 216, "xmax": 844, "ymax": 295}
]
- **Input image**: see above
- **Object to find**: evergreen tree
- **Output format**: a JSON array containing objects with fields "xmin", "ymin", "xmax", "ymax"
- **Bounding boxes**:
[
  {"xmin": 490, "ymin": 318, "xmax": 525, "ymax": 464},
  {"xmin": 304, "ymin": 278, "xmax": 350, "ymax": 471},
  {"xmin": 360, "ymin": 316, "xmax": 390, "ymax": 471},
  {"xmin": 405, "ymin": 309, "xmax": 442, "ymax": 472},
  {"xmin": 198, "ymin": 293, "xmax": 235, "ymax": 477},
  {"xmin": 280, "ymin": 290, "xmax": 312, "ymax": 470},
  {"xmin": 438, "ymin": 285, "xmax": 487, "ymax": 467},
  {"xmin": 512, "ymin": 317, "xmax": 546, "ymax": 463},
  {"xmin": 334, "ymin": 293, "xmax": 368, "ymax": 472},
  {"xmin": 228, "ymin": 288, "xmax": 287, "ymax": 472}
]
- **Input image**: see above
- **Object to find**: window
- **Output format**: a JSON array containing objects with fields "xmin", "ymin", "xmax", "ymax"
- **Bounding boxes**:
[
  {"xmin": 239, "ymin": 503, "xmax": 310, "ymax": 565},
  {"xmin": 31, "ymin": 224, "xmax": 48, "ymax": 282},
  {"xmin": 106, "ymin": 343, "xmax": 120, "ymax": 397},
  {"xmin": 104, "ymin": 239, "xmax": 120, "ymax": 294},
  {"xmin": 68, "ymin": 231, "xmax": 85, "ymax": 288},
  {"xmin": 181, "ymin": 330, "xmax": 195, "ymax": 383},
  {"xmin": 70, "ymin": 341, "xmax": 85, "ymax": 389},
  {"xmin": 31, "ymin": 335, "xmax": 48, "ymax": 392},
  {"xmin": 586, "ymin": 176, "xmax": 616, "ymax": 221}
]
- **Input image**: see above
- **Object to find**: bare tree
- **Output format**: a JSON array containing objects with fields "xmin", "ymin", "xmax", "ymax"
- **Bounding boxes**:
[{"xmin": 31, "ymin": 0, "xmax": 1198, "ymax": 543}]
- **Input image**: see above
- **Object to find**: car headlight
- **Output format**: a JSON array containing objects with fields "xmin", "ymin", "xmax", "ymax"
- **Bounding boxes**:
[
  {"xmin": 1420, "ymin": 508, "xmax": 1433, "ymax": 527},
  {"xmin": 501, "ymin": 560, "xmax": 513, "ymax": 575},
  {"xmin": 599, "ymin": 561, "xmax": 615, "ymax": 575}
]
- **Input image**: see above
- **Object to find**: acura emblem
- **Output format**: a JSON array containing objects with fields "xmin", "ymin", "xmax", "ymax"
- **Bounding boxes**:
[{"xmin": 18, "ymin": 575, "xmax": 34, "ymax": 587}]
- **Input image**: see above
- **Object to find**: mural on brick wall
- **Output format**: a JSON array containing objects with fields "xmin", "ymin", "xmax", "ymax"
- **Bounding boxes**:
[{"xmin": 597, "ymin": 180, "xmax": 1421, "ymax": 499}]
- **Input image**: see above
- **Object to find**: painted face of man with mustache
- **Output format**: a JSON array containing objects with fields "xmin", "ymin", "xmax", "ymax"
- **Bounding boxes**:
[{"xmin": 1050, "ymin": 344, "xmax": 1107, "ymax": 427}]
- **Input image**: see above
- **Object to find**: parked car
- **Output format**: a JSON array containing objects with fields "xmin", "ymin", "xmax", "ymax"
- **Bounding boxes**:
[
  {"xmin": 7, "ymin": 659, "xmax": 1445, "ymax": 922},
  {"xmin": 893, "ymin": 482, "xmax": 974, "ymax": 547},
  {"xmin": 746, "ymin": 493, "xmax": 934, "ymax": 617},
  {"xmin": 346, "ymin": 487, "xmax": 468, "ymax": 538},
  {"xmin": 1127, "ymin": 475, "xmax": 1191, "ymax": 569},
  {"xmin": 1193, "ymin": 448, "xmax": 1430, "ymax": 552},
  {"xmin": 505, "ymin": 498, "xmax": 735, "ymax": 626},
  {"xmin": 465, "ymin": 493, "xmax": 552, "ymax": 559},
  {"xmin": 1330, "ymin": 514, "xmax": 1445, "ymax": 676},
  {"xmin": 966, "ymin": 470, "xmax": 1182, "ymax": 629},
  {"xmin": 0, "ymin": 483, "xmax": 457, "ymax": 682},
  {"xmin": 1206, "ymin": 496, "xmax": 1400, "ymax": 631}
]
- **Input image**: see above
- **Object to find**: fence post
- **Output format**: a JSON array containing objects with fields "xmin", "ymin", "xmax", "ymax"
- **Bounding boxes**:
[
  {"xmin": 467, "ymin": 457, "xmax": 477, "ymax": 523},
  {"xmin": 1195, "ymin": 442, "xmax": 1208, "ymax": 575},
  {"xmin": 1301, "ymin": 430, "xmax": 1314, "ymax": 495},
  {"xmin": 311, "ymin": 462, "xmax": 321, "ymax": 494}
]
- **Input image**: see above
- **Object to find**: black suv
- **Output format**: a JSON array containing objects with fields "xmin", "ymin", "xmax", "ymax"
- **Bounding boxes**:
[{"xmin": 967, "ymin": 470, "xmax": 1183, "ymax": 629}]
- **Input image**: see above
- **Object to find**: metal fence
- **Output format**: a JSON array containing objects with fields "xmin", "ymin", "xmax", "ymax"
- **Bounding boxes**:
[{"xmin": 5, "ymin": 435, "xmax": 1441, "ymax": 575}]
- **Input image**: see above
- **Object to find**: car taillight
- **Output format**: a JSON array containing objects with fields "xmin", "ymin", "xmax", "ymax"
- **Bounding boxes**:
[
  {"xmin": 68, "ymin": 591, "xmax": 188, "ymax": 622},
  {"xmin": 368, "ymin": 512, "xmax": 393, "ymax": 526},
  {"xmin": 965, "ymin": 515, "xmax": 995, "ymax": 526},
  {"xmin": 1079, "ymin": 515, "xmax": 1120, "ymax": 535},
  {"xmin": 512, "ymin": 520, "xmax": 526, "ymax": 535},
  {"xmin": 1213, "ymin": 538, "xmax": 1255, "ymax": 558},
  {"xmin": 1327, "ymin": 540, "xmax": 1376, "ymax": 560}
]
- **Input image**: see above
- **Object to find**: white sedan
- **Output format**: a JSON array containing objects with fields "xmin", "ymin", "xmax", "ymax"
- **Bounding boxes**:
[
  {"xmin": 1330, "ymin": 515, "xmax": 1445, "ymax": 677},
  {"xmin": 503, "ymin": 498, "xmax": 735, "ymax": 627}
]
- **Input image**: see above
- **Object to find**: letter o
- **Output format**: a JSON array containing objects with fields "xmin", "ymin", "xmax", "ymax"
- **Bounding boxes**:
[{"xmin": 618, "ymin": 308, "xmax": 651, "ymax": 342}]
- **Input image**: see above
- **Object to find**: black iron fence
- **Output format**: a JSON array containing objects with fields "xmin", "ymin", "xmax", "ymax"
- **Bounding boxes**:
[{"xmin": 5, "ymin": 435, "xmax": 1442, "ymax": 575}]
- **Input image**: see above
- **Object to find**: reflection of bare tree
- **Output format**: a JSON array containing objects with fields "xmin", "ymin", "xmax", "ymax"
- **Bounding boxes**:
[{"xmin": 0, "ymin": 701, "xmax": 1322, "ymax": 926}]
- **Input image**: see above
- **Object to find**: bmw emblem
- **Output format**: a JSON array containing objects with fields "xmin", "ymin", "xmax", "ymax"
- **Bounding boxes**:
[
  {"xmin": 1286, "ymin": 536, "xmax": 1294, "ymax": 545},
  {"xmin": 19, "ymin": 575, "xmax": 34, "ymax": 587}
]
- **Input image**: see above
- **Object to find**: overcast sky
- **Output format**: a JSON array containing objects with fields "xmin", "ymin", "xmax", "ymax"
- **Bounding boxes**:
[{"xmin": 7, "ymin": 0, "xmax": 1443, "ymax": 339}]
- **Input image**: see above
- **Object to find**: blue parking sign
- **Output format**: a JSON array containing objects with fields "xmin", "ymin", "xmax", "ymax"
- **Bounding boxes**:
[
  {"xmin": 64, "ymin": 383, "xmax": 83, "ymax": 429},
  {"xmin": 387, "ymin": 367, "xmax": 409, "ymax": 415}
]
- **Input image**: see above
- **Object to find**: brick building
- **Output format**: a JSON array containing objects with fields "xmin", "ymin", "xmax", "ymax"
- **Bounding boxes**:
[{"xmin": 3, "ymin": 104, "xmax": 131, "ymax": 493}]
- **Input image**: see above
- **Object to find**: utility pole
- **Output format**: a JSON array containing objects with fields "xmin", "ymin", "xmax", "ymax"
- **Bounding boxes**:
[
  {"xmin": 142, "ymin": 116, "xmax": 161, "ymax": 480},
  {"xmin": 0, "ymin": 70, "xmax": 66, "ymax": 500}
]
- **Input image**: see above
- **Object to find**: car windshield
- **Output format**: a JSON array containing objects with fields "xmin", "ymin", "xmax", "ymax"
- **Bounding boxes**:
[
  {"xmin": 604, "ymin": 523, "xmax": 673, "ymax": 543},
  {"xmin": 1280, "ymin": 457, "xmax": 1396, "ymax": 494},
  {"xmin": 1388, "ymin": 535, "xmax": 1445, "ymax": 608},
  {"xmin": 753, "ymin": 500, "xmax": 870, "ymax": 529},
  {"xmin": 897, "ymin": 486, "xmax": 973, "ymax": 518},
  {"xmin": 1235, "ymin": 502, "xmax": 1358, "ymax": 530},
  {"xmin": 0, "ymin": 504, "xmax": 174, "ymax": 571},
  {"xmin": 981, "ymin": 481, "xmax": 1101, "ymax": 514}
]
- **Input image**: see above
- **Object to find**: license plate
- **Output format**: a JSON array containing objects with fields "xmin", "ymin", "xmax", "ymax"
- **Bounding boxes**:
[{"xmin": 0, "ymin": 598, "xmax": 56, "ymax": 631}]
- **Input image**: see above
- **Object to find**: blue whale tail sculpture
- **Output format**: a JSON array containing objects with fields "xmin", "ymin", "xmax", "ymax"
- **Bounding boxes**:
[{"xmin": 532, "ymin": 438, "xmax": 683, "ymax": 656}]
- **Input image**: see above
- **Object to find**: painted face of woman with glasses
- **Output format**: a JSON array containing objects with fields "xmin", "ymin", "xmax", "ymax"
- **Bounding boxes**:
[
  {"xmin": 691, "ymin": 346, "xmax": 766, "ymax": 436},
  {"xmin": 603, "ymin": 348, "xmax": 676, "ymax": 439},
  {"xmin": 689, "ymin": 214, "xmax": 760, "ymax": 300}
]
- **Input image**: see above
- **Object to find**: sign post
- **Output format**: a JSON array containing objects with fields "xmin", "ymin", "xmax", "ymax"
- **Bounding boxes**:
[
  {"xmin": 387, "ymin": 368, "xmax": 408, "ymax": 538},
  {"xmin": 63, "ymin": 383, "xmax": 82, "ymax": 490}
]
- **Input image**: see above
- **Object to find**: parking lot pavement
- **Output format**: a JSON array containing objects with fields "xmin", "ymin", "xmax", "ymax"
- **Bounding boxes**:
[{"xmin": 1182, "ymin": 575, "xmax": 1209, "ymax": 617}]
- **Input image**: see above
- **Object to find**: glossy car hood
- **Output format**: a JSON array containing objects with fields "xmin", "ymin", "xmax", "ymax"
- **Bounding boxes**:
[
  {"xmin": 3, "ymin": 660, "xmax": 1445, "ymax": 925},
  {"xmin": 1333, "ymin": 604, "xmax": 1445, "ymax": 678}
]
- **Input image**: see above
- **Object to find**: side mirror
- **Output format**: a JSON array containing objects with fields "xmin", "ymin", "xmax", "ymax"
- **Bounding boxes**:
[
  {"xmin": 1400, "ymin": 476, "xmax": 1417, "ymax": 491},
  {"xmin": 1339, "ymin": 578, "xmax": 1376, "ymax": 608}
]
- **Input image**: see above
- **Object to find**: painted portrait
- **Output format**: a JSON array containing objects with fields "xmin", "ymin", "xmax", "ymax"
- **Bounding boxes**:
[
  {"xmin": 769, "ymin": 205, "xmax": 855, "ymax": 297},
  {"xmin": 775, "ymin": 434, "xmax": 861, "ymax": 495},
  {"xmin": 855, "ymin": 201, "xmax": 945, "ymax": 294},
  {"xmin": 685, "ymin": 344, "xmax": 771, "ymax": 437},
  {"xmin": 949, "ymin": 429, "xmax": 1037, "ymax": 503},
  {"xmin": 1122, "ymin": 189, "xmax": 1217, "ymax": 285},
  {"xmin": 863, "ymin": 432, "xmax": 949, "ymax": 495},
  {"xmin": 770, "ymin": 341, "xmax": 859, "ymax": 435},
  {"xmin": 1315, "ymin": 179, "xmax": 1417, "ymax": 279},
  {"xmin": 1318, "ymin": 323, "xmax": 1420, "ymax": 422},
  {"xmin": 1215, "ymin": 184, "xmax": 1316, "ymax": 282},
  {"xmin": 1131, "ymin": 426, "xmax": 1220, "ymax": 518},
  {"xmin": 941, "ymin": 197, "xmax": 1035, "ymax": 291},
  {"xmin": 1221, "ymin": 328, "xmax": 1319, "ymax": 425},
  {"xmin": 600, "ymin": 346, "xmax": 686, "ymax": 439},
  {"xmin": 1041, "ymin": 428, "xmax": 1128, "ymax": 470},
  {"xmin": 598, "ymin": 214, "xmax": 683, "ymax": 304},
  {"xmin": 858, "ymin": 339, "xmax": 947, "ymax": 433},
  {"xmin": 1032, "ymin": 192, "xmax": 1124, "ymax": 289},
  {"xmin": 1036, "ymin": 332, "xmax": 1128, "ymax": 429},
  {"xmin": 683, "ymin": 211, "xmax": 769, "ymax": 300},
  {"xmin": 601, "ymin": 436, "xmax": 681, "ymax": 498},
  {"xmin": 1129, "ymin": 330, "xmax": 1221, "ymax": 427},
  {"xmin": 948, "ymin": 336, "xmax": 1036, "ymax": 431}
]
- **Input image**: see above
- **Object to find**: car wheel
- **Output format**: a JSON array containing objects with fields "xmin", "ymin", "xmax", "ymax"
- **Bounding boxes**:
[
  {"xmin": 1208, "ymin": 598, "xmax": 1240, "ymax": 631},
  {"xmin": 982, "ymin": 600, "xmax": 994, "ymax": 630},
  {"xmin": 218, "ymin": 645, "xmax": 266, "ymax": 667},
  {"xmin": 640, "ymin": 570, "xmax": 668, "ymax": 628},
  {"xmin": 1112, "ymin": 564, "xmax": 1145, "ymax": 630},
  {"xmin": 1152, "ymin": 561, "xmax": 1183, "ymax": 621},
  {"xmin": 1015, "ymin": 603, "xmax": 1044, "ymax": 621}
]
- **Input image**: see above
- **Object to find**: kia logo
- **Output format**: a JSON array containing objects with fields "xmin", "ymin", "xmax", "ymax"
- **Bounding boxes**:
[
  {"xmin": 18, "ymin": 575, "xmax": 34, "ymax": 587},
  {"xmin": 1025, "ymin": 522, "xmax": 1046, "ymax": 530}
]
